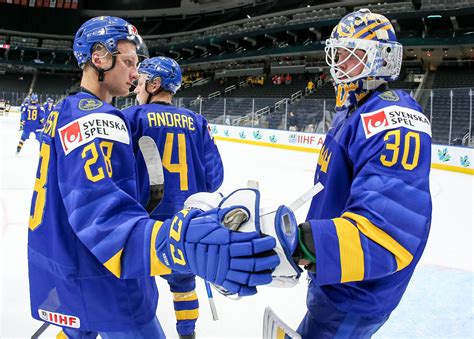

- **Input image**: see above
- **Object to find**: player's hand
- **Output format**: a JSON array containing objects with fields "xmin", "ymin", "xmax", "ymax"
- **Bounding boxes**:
[
  {"xmin": 155, "ymin": 205, "xmax": 280, "ymax": 297},
  {"xmin": 219, "ymin": 189, "xmax": 302, "ymax": 288}
]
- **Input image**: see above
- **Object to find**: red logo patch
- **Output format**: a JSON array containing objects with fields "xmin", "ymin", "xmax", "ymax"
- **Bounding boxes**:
[
  {"xmin": 60, "ymin": 121, "xmax": 83, "ymax": 152},
  {"xmin": 128, "ymin": 24, "xmax": 138, "ymax": 35},
  {"xmin": 362, "ymin": 110, "xmax": 389, "ymax": 136}
]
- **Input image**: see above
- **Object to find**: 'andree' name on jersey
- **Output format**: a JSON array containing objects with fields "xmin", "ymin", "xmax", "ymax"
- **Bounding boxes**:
[{"xmin": 147, "ymin": 111, "xmax": 195, "ymax": 131}]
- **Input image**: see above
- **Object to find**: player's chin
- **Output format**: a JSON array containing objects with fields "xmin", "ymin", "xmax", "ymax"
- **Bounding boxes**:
[{"xmin": 115, "ymin": 87, "xmax": 130, "ymax": 97}]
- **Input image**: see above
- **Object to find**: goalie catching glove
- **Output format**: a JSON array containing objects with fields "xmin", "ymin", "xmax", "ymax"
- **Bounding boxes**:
[
  {"xmin": 155, "ymin": 204, "xmax": 280, "ymax": 297},
  {"xmin": 184, "ymin": 189, "xmax": 303, "ymax": 290}
]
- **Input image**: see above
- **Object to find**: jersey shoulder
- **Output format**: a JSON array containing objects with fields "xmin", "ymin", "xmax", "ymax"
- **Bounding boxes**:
[
  {"xmin": 354, "ymin": 89, "xmax": 431, "ymax": 140},
  {"xmin": 54, "ymin": 93, "xmax": 130, "ymax": 155}
]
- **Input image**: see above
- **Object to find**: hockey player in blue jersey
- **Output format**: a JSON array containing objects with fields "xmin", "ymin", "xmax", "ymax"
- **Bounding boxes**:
[
  {"xmin": 190, "ymin": 8, "xmax": 433, "ymax": 338},
  {"xmin": 43, "ymin": 96, "xmax": 55, "ymax": 118},
  {"xmin": 18, "ymin": 96, "xmax": 29, "ymax": 131},
  {"xmin": 27, "ymin": 16, "xmax": 280, "ymax": 338},
  {"xmin": 286, "ymin": 9, "xmax": 432, "ymax": 338},
  {"xmin": 16, "ymin": 93, "xmax": 44, "ymax": 154},
  {"xmin": 123, "ymin": 56, "xmax": 224, "ymax": 338}
]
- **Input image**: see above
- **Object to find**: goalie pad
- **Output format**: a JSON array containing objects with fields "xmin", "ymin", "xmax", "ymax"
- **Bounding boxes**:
[{"xmin": 263, "ymin": 307, "xmax": 301, "ymax": 339}]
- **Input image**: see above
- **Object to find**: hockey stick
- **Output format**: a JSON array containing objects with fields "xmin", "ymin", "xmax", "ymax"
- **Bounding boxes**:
[
  {"xmin": 288, "ymin": 182, "xmax": 324, "ymax": 212},
  {"xmin": 31, "ymin": 289, "xmax": 62, "ymax": 338},
  {"xmin": 31, "ymin": 322, "xmax": 49, "ymax": 339},
  {"xmin": 263, "ymin": 307, "xmax": 301, "ymax": 339},
  {"xmin": 138, "ymin": 136, "xmax": 165, "ymax": 214},
  {"xmin": 139, "ymin": 136, "xmax": 219, "ymax": 322},
  {"xmin": 205, "ymin": 281, "xmax": 219, "ymax": 321}
]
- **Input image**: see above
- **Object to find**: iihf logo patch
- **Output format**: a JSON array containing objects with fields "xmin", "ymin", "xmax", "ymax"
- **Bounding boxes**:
[{"xmin": 60, "ymin": 121, "xmax": 83, "ymax": 152}]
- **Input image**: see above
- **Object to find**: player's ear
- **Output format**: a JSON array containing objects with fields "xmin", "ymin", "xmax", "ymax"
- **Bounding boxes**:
[
  {"xmin": 91, "ymin": 45, "xmax": 111, "ymax": 68},
  {"xmin": 151, "ymin": 77, "xmax": 161, "ymax": 92}
]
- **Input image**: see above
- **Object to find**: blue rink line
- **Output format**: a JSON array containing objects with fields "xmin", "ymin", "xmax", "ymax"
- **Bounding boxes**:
[{"xmin": 375, "ymin": 265, "xmax": 473, "ymax": 338}]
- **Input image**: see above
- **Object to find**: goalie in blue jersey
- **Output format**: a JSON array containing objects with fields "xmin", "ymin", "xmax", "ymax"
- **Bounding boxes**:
[
  {"xmin": 189, "ymin": 9, "xmax": 433, "ymax": 339},
  {"xmin": 293, "ymin": 9, "xmax": 432, "ymax": 338},
  {"xmin": 123, "ymin": 56, "xmax": 224, "ymax": 339},
  {"xmin": 27, "ymin": 16, "xmax": 280, "ymax": 338}
]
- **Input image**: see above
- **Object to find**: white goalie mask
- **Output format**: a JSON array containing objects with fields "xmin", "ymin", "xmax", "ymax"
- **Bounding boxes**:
[{"xmin": 325, "ymin": 9, "xmax": 403, "ymax": 85}]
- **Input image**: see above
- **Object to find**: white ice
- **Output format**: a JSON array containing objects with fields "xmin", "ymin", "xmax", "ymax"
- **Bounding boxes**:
[{"xmin": 1, "ymin": 114, "xmax": 473, "ymax": 338}]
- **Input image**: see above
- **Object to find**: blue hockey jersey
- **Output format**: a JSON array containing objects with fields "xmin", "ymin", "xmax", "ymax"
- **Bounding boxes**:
[
  {"xmin": 306, "ymin": 88, "xmax": 432, "ymax": 316},
  {"xmin": 27, "ymin": 91, "xmax": 172, "ymax": 331},
  {"xmin": 123, "ymin": 102, "xmax": 223, "ymax": 221},
  {"xmin": 43, "ymin": 101, "xmax": 55, "ymax": 119},
  {"xmin": 21, "ymin": 103, "xmax": 44, "ymax": 130},
  {"xmin": 122, "ymin": 102, "xmax": 223, "ymax": 336}
]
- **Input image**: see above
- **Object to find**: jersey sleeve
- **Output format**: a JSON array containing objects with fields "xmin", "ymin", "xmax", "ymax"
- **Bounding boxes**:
[
  {"xmin": 310, "ymin": 105, "xmax": 432, "ymax": 286},
  {"xmin": 201, "ymin": 118, "xmax": 224, "ymax": 192},
  {"xmin": 39, "ymin": 105, "xmax": 45, "ymax": 125},
  {"xmin": 20, "ymin": 106, "xmax": 26, "ymax": 124},
  {"xmin": 55, "ymin": 107, "xmax": 171, "ymax": 279}
]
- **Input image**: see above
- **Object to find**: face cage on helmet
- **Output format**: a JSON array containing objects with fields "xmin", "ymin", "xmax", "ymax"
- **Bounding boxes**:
[
  {"xmin": 325, "ymin": 38, "xmax": 379, "ymax": 84},
  {"xmin": 325, "ymin": 37, "xmax": 403, "ymax": 85}
]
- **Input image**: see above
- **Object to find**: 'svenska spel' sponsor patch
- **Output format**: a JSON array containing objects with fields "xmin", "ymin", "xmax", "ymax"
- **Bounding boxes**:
[
  {"xmin": 38, "ymin": 309, "xmax": 80, "ymax": 328},
  {"xmin": 59, "ymin": 113, "xmax": 129, "ymax": 155},
  {"xmin": 360, "ymin": 105, "xmax": 431, "ymax": 138}
]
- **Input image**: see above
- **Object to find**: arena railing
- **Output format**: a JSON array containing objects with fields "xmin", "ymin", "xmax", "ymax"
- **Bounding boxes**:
[{"xmin": 1, "ymin": 89, "xmax": 471, "ymax": 147}]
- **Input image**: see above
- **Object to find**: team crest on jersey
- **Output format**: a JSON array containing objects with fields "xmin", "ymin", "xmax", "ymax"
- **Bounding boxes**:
[
  {"xmin": 360, "ymin": 105, "xmax": 431, "ymax": 138},
  {"xmin": 59, "ymin": 113, "xmax": 130, "ymax": 155},
  {"xmin": 78, "ymin": 98, "xmax": 103, "ymax": 111},
  {"xmin": 378, "ymin": 91, "xmax": 400, "ymax": 102},
  {"xmin": 38, "ymin": 309, "xmax": 80, "ymax": 328}
]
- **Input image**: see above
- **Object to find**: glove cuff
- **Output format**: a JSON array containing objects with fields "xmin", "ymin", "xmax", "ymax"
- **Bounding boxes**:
[
  {"xmin": 155, "ymin": 208, "xmax": 201, "ymax": 272},
  {"xmin": 297, "ymin": 222, "xmax": 316, "ymax": 263}
]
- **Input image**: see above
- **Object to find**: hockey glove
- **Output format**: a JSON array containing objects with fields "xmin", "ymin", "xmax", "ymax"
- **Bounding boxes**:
[
  {"xmin": 155, "ymin": 207, "xmax": 280, "ymax": 297},
  {"xmin": 218, "ymin": 189, "xmax": 302, "ymax": 288},
  {"xmin": 184, "ymin": 191, "xmax": 223, "ymax": 211}
]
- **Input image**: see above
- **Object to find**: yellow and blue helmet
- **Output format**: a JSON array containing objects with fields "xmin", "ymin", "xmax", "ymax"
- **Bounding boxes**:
[{"xmin": 325, "ymin": 9, "xmax": 402, "ymax": 84}]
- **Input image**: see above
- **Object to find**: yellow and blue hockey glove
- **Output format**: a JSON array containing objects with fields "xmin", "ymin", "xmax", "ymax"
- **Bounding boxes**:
[{"xmin": 155, "ymin": 206, "xmax": 280, "ymax": 297}]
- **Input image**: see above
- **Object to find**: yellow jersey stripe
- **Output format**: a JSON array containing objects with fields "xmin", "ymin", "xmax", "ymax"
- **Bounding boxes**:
[
  {"xmin": 173, "ymin": 291, "xmax": 198, "ymax": 302},
  {"xmin": 56, "ymin": 330, "xmax": 68, "ymax": 339},
  {"xmin": 150, "ymin": 221, "xmax": 171, "ymax": 276},
  {"xmin": 343, "ymin": 212, "xmax": 413, "ymax": 271},
  {"xmin": 103, "ymin": 249, "xmax": 123, "ymax": 278},
  {"xmin": 333, "ymin": 218, "xmax": 365, "ymax": 282},
  {"xmin": 276, "ymin": 327, "xmax": 286, "ymax": 339},
  {"xmin": 175, "ymin": 309, "xmax": 199, "ymax": 320}
]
